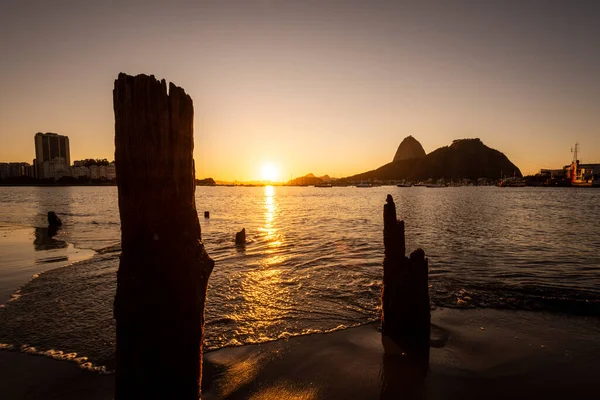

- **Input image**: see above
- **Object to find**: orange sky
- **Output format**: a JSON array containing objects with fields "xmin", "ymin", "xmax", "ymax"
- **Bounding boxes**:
[{"xmin": 1, "ymin": 1, "xmax": 599, "ymax": 181}]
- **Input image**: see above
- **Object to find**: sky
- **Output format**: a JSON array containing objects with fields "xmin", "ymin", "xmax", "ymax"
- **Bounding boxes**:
[{"xmin": 1, "ymin": 0, "xmax": 599, "ymax": 181}]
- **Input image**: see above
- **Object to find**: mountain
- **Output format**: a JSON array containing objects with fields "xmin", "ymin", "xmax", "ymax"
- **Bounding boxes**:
[
  {"xmin": 346, "ymin": 138, "xmax": 521, "ymax": 181},
  {"xmin": 286, "ymin": 173, "xmax": 337, "ymax": 185},
  {"xmin": 319, "ymin": 175, "xmax": 339, "ymax": 182},
  {"xmin": 393, "ymin": 135, "xmax": 426, "ymax": 162}
]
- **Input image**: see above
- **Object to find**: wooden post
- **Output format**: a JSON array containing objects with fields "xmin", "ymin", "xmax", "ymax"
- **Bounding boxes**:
[
  {"xmin": 113, "ymin": 73, "xmax": 214, "ymax": 399},
  {"xmin": 382, "ymin": 194, "xmax": 430, "ymax": 343}
]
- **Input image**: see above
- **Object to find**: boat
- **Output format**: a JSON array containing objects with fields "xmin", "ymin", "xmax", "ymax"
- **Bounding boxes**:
[
  {"xmin": 397, "ymin": 183, "xmax": 412, "ymax": 187},
  {"xmin": 569, "ymin": 144, "xmax": 600, "ymax": 187},
  {"xmin": 315, "ymin": 183, "xmax": 332, "ymax": 188},
  {"xmin": 356, "ymin": 182, "xmax": 372, "ymax": 188}
]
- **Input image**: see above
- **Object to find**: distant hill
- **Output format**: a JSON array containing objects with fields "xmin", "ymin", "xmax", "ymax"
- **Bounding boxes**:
[
  {"xmin": 393, "ymin": 135, "xmax": 426, "ymax": 162},
  {"xmin": 346, "ymin": 138, "xmax": 521, "ymax": 181},
  {"xmin": 196, "ymin": 177, "xmax": 216, "ymax": 186},
  {"xmin": 287, "ymin": 173, "xmax": 337, "ymax": 185},
  {"xmin": 320, "ymin": 175, "xmax": 338, "ymax": 182}
]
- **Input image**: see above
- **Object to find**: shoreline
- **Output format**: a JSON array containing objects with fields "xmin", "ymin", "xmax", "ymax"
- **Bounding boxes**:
[
  {"xmin": 1, "ymin": 308, "xmax": 598, "ymax": 399},
  {"xmin": 0, "ymin": 224, "xmax": 96, "ymax": 304}
]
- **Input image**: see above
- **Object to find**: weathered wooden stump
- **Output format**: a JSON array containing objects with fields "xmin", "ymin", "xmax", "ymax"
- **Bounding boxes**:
[
  {"xmin": 113, "ymin": 73, "xmax": 214, "ymax": 399},
  {"xmin": 382, "ymin": 194, "xmax": 430, "ymax": 343},
  {"xmin": 47, "ymin": 211, "xmax": 62, "ymax": 227},
  {"xmin": 235, "ymin": 228, "xmax": 246, "ymax": 245}
]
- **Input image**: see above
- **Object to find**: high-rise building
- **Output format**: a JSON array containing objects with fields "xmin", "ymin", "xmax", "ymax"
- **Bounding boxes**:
[{"xmin": 34, "ymin": 132, "xmax": 71, "ymax": 179}]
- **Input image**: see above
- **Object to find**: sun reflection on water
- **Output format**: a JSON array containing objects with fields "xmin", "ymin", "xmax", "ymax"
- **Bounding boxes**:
[
  {"xmin": 260, "ymin": 186, "xmax": 282, "ymax": 248},
  {"xmin": 227, "ymin": 264, "xmax": 294, "ymax": 343},
  {"xmin": 225, "ymin": 185, "xmax": 293, "ymax": 340}
]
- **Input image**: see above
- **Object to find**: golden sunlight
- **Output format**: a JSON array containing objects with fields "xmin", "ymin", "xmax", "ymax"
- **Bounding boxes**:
[{"xmin": 261, "ymin": 163, "xmax": 279, "ymax": 182}]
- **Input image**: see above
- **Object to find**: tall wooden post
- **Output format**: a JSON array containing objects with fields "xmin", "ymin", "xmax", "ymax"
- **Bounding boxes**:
[
  {"xmin": 382, "ymin": 194, "xmax": 430, "ymax": 342},
  {"xmin": 113, "ymin": 73, "xmax": 214, "ymax": 399}
]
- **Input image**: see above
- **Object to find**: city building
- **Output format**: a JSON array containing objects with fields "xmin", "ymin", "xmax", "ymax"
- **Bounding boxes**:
[
  {"xmin": 106, "ymin": 163, "xmax": 116, "ymax": 180},
  {"xmin": 41, "ymin": 157, "xmax": 70, "ymax": 180},
  {"xmin": 89, "ymin": 163, "xmax": 116, "ymax": 180},
  {"xmin": 0, "ymin": 162, "xmax": 33, "ymax": 179},
  {"xmin": 90, "ymin": 165, "xmax": 101, "ymax": 180},
  {"xmin": 71, "ymin": 165, "xmax": 91, "ymax": 179},
  {"xmin": 34, "ymin": 132, "xmax": 71, "ymax": 179},
  {"xmin": 0, "ymin": 163, "xmax": 7, "ymax": 179}
]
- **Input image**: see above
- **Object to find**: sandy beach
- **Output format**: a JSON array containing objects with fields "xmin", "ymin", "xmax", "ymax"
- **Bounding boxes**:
[{"xmin": 1, "ymin": 307, "xmax": 598, "ymax": 399}]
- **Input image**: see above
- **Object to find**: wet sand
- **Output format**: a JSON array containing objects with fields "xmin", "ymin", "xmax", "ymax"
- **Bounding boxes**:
[
  {"xmin": 0, "ymin": 225, "xmax": 95, "ymax": 304},
  {"xmin": 1, "ymin": 308, "xmax": 598, "ymax": 399}
]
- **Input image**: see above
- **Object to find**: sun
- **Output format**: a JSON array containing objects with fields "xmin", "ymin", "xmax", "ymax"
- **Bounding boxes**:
[{"xmin": 261, "ymin": 163, "xmax": 279, "ymax": 182}]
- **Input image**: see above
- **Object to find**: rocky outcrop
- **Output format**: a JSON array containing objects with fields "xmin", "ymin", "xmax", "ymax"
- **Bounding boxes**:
[{"xmin": 392, "ymin": 136, "xmax": 426, "ymax": 162}]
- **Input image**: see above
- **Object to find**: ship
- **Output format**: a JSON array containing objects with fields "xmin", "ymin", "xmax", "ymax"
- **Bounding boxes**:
[{"xmin": 568, "ymin": 144, "xmax": 600, "ymax": 187}]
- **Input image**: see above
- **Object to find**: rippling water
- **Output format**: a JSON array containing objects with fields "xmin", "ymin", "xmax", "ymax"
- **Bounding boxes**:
[{"xmin": 0, "ymin": 186, "xmax": 598, "ymax": 369}]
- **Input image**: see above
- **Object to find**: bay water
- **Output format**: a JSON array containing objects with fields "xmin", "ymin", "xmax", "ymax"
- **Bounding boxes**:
[{"xmin": 0, "ymin": 186, "xmax": 598, "ymax": 368}]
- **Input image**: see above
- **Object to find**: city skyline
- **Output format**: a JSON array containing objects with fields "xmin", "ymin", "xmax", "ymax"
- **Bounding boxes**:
[{"xmin": 1, "ymin": 1, "xmax": 600, "ymax": 180}]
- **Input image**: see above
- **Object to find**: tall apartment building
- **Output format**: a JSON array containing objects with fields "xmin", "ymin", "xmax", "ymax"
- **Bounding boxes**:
[{"xmin": 34, "ymin": 132, "xmax": 71, "ymax": 179}]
